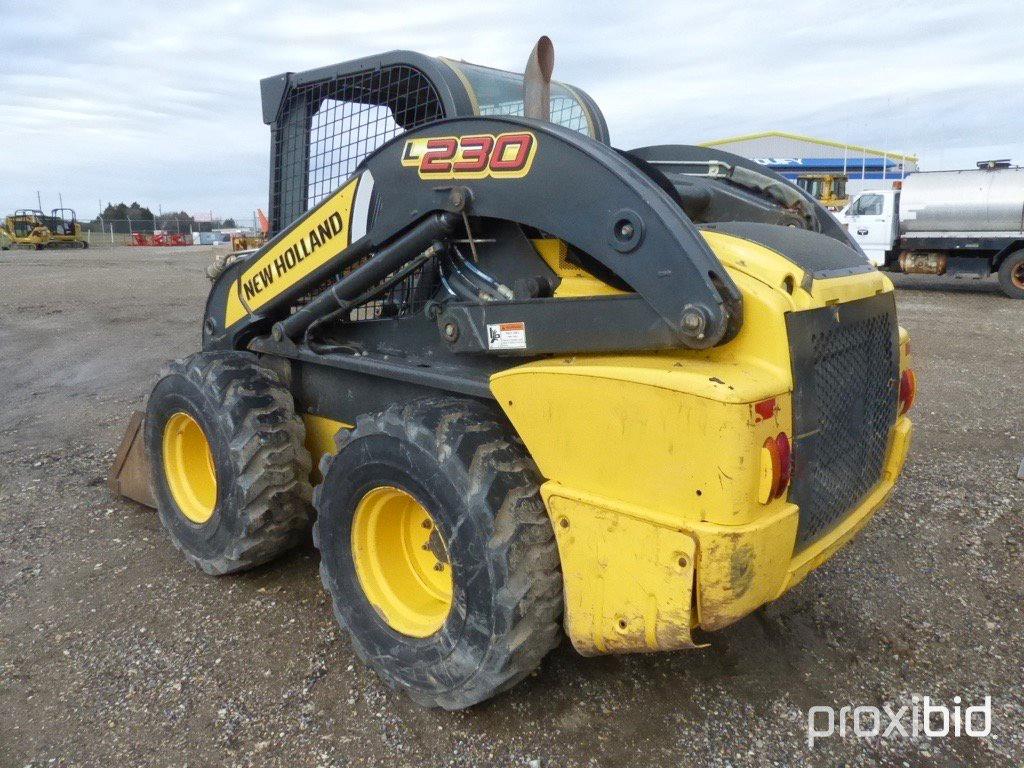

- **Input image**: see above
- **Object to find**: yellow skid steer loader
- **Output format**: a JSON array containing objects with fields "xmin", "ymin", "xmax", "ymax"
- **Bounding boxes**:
[{"xmin": 111, "ymin": 39, "xmax": 915, "ymax": 708}]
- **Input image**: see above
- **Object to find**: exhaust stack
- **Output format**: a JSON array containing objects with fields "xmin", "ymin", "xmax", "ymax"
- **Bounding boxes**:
[{"xmin": 524, "ymin": 36, "xmax": 554, "ymax": 121}]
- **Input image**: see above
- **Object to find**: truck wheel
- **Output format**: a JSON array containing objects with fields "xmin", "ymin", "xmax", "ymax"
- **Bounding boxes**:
[
  {"xmin": 997, "ymin": 250, "xmax": 1024, "ymax": 299},
  {"xmin": 314, "ymin": 398, "xmax": 562, "ymax": 709},
  {"xmin": 144, "ymin": 351, "xmax": 313, "ymax": 575}
]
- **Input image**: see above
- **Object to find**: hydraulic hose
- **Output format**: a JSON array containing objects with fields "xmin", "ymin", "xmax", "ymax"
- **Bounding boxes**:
[{"xmin": 273, "ymin": 212, "xmax": 458, "ymax": 342}]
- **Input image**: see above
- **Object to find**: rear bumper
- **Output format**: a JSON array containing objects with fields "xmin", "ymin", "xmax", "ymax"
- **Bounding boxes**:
[
  {"xmin": 782, "ymin": 416, "xmax": 912, "ymax": 595},
  {"xmin": 695, "ymin": 415, "xmax": 913, "ymax": 631},
  {"xmin": 542, "ymin": 416, "xmax": 912, "ymax": 654}
]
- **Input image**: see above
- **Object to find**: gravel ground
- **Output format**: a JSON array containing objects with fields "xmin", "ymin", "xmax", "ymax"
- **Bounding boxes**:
[{"xmin": 1, "ymin": 247, "xmax": 1021, "ymax": 767}]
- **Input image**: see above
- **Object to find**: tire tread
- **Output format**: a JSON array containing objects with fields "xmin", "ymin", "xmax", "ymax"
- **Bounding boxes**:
[
  {"xmin": 150, "ymin": 351, "xmax": 312, "ymax": 575},
  {"xmin": 313, "ymin": 397, "xmax": 562, "ymax": 709}
]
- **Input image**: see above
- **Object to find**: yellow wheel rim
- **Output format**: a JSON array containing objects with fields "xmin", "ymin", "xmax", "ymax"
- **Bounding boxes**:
[
  {"xmin": 1012, "ymin": 261, "xmax": 1024, "ymax": 290},
  {"xmin": 162, "ymin": 411, "xmax": 218, "ymax": 524},
  {"xmin": 351, "ymin": 486, "xmax": 453, "ymax": 637}
]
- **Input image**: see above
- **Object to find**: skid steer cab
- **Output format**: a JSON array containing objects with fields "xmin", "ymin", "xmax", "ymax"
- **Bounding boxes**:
[{"xmin": 112, "ymin": 38, "xmax": 914, "ymax": 709}]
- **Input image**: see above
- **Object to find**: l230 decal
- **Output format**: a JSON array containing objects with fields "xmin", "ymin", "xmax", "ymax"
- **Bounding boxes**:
[{"xmin": 401, "ymin": 131, "xmax": 537, "ymax": 180}]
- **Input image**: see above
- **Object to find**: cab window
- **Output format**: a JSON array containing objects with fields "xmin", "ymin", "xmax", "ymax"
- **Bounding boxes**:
[
  {"xmin": 442, "ymin": 60, "xmax": 595, "ymax": 138},
  {"xmin": 851, "ymin": 194, "xmax": 883, "ymax": 216},
  {"xmin": 797, "ymin": 178, "xmax": 823, "ymax": 198}
]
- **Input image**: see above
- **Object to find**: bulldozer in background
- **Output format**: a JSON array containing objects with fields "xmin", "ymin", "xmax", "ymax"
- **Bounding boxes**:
[
  {"xmin": 795, "ymin": 172, "xmax": 849, "ymax": 210},
  {"xmin": 229, "ymin": 210, "xmax": 269, "ymax": 252},
  {"xmin": 111, "ymin": 38, "xmax": 915, "ymax": 709},
  {"xmin": 46, "ymin": 208, "xmax": 87, "ymax": 248},
  {"xmin": 1, "ymin": 208, "xmax": 88, "ymax": 249},
  {"xmin": 229, "ymin": 233, "xmax": 266, "ymax": 251}
]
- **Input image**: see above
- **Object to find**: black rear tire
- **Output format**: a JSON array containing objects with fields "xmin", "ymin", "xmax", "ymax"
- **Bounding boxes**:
[
  {"xmin": 313, "ymin": 397, "xmax": 562, "ymax": 709},
  {"xmin": 144, "ymin": 351, "xmax": 313, "ymax": 575},
  {"xmin": 997, "ymin": 250, "xmax": 1024, "ymax": 299}
]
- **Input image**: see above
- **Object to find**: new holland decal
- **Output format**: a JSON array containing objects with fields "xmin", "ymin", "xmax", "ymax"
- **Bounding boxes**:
[
  {"xmin": 401, "ymin": 131, "xmax": 537, "ymax": 180},
  {"xmin": 224, "ymin": 175, "xmax": 365, "ymax": 327}
]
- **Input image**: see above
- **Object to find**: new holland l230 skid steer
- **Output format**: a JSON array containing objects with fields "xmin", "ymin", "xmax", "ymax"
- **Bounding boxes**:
[{"xmin": 111, "ymin": 39, "xmax": 916, "ymax": 708}]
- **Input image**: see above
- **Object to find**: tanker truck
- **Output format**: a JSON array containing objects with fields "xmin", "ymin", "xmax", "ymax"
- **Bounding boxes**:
[{"xmin": 839, "ymin": 160, "xmax": 1024, "ymax": 298}]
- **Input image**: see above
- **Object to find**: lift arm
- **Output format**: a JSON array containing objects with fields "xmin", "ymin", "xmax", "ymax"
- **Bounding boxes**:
[{"xmin": 203, "ymin": 116, "xmax": 742, "ymax": 353}]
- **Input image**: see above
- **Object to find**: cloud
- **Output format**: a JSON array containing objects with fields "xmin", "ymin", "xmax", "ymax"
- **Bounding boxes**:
[{"xmin": 1, "ymin": 0, "xmax": 1021, "ymax": 217}]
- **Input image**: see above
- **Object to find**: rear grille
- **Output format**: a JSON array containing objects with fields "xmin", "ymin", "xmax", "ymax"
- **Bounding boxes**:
[{"xmin": 786, "ymin": 292, "xmax": 899, "ymax": 551}]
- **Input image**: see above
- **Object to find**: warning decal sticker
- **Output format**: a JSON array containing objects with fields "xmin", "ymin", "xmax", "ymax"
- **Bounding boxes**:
[{"xmin": 486, "ymin": 322, "xmax": 527, "ymax": 350}]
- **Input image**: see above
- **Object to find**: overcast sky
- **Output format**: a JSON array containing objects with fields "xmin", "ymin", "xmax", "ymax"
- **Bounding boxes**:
[{"xmin": 2, "ymin": 0, "xmax": 1022, "ymax": 220}]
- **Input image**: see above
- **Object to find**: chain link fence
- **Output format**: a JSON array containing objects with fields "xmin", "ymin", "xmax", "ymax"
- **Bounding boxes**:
[{"xmin": 78, "ymin": 215, "xmax": 260, "ymax": 247}]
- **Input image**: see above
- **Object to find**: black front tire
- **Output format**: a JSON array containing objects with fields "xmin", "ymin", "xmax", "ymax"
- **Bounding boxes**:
[
  {"xmin": 144, "ymin": 351, "xmax": 313, "ymax": 575},
  {"xmin": 997, "ymin": 250, "xmax": 1024, "ymax": 299},
  {"xmin": 314, "ymin": 397, "xmax": 562, "ymax": 709}
]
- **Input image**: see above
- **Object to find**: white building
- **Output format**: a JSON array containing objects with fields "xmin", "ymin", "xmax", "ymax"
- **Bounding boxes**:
[{"xmin": 701, "ymin": 131, "xmax": 919, "ymax": 196}]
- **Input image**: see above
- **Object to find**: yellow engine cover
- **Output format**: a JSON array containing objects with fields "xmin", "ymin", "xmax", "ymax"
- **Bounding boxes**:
[{"xmin": 491, "ymin": 230, "xmax": 909, "ymax": 655}]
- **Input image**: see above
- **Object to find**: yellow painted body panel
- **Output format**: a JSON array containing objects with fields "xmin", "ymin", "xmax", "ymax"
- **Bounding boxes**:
[
  {"xmin": 538, "ymin": 416, "xmax": 912, "ymax": 646},
  {"xmin": 701, "ymin": 229, "xmax": 893, "ymax": 309},
  {"xmin": 547, "ymin": 493, "xmax": 698, "ymax": 654},
  {"xmin": 493, "ymin": 366, "xmax": 792, "ymax": 527},
  {"xmin": 531, "ymin": 238, "xmax": 626, "ymax": 297},
  {"xmin": 225, "ymin": 177, "xmax": 360, "ymax": 327},
  {"xmin": 302, "ymin": 414, "xmax": 351, "ymax": 482},
  {"xmin": 491, "ymin": 231, "xmax": 913, "ymax": 654}
]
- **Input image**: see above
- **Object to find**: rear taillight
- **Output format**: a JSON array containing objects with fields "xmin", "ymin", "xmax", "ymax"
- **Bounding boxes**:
[
  {"xmin": 759, "ymin": 432, "xmax": 792, "ymax": 503},
  {"xmin": 899, "ymin": 369, "xmax": 917, "ymax": 415}
]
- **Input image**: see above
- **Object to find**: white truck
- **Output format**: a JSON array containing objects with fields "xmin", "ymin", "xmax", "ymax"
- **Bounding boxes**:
[{"xmin": 839, "ymin": 161, "xmax": 1024, "ymax": 299}]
